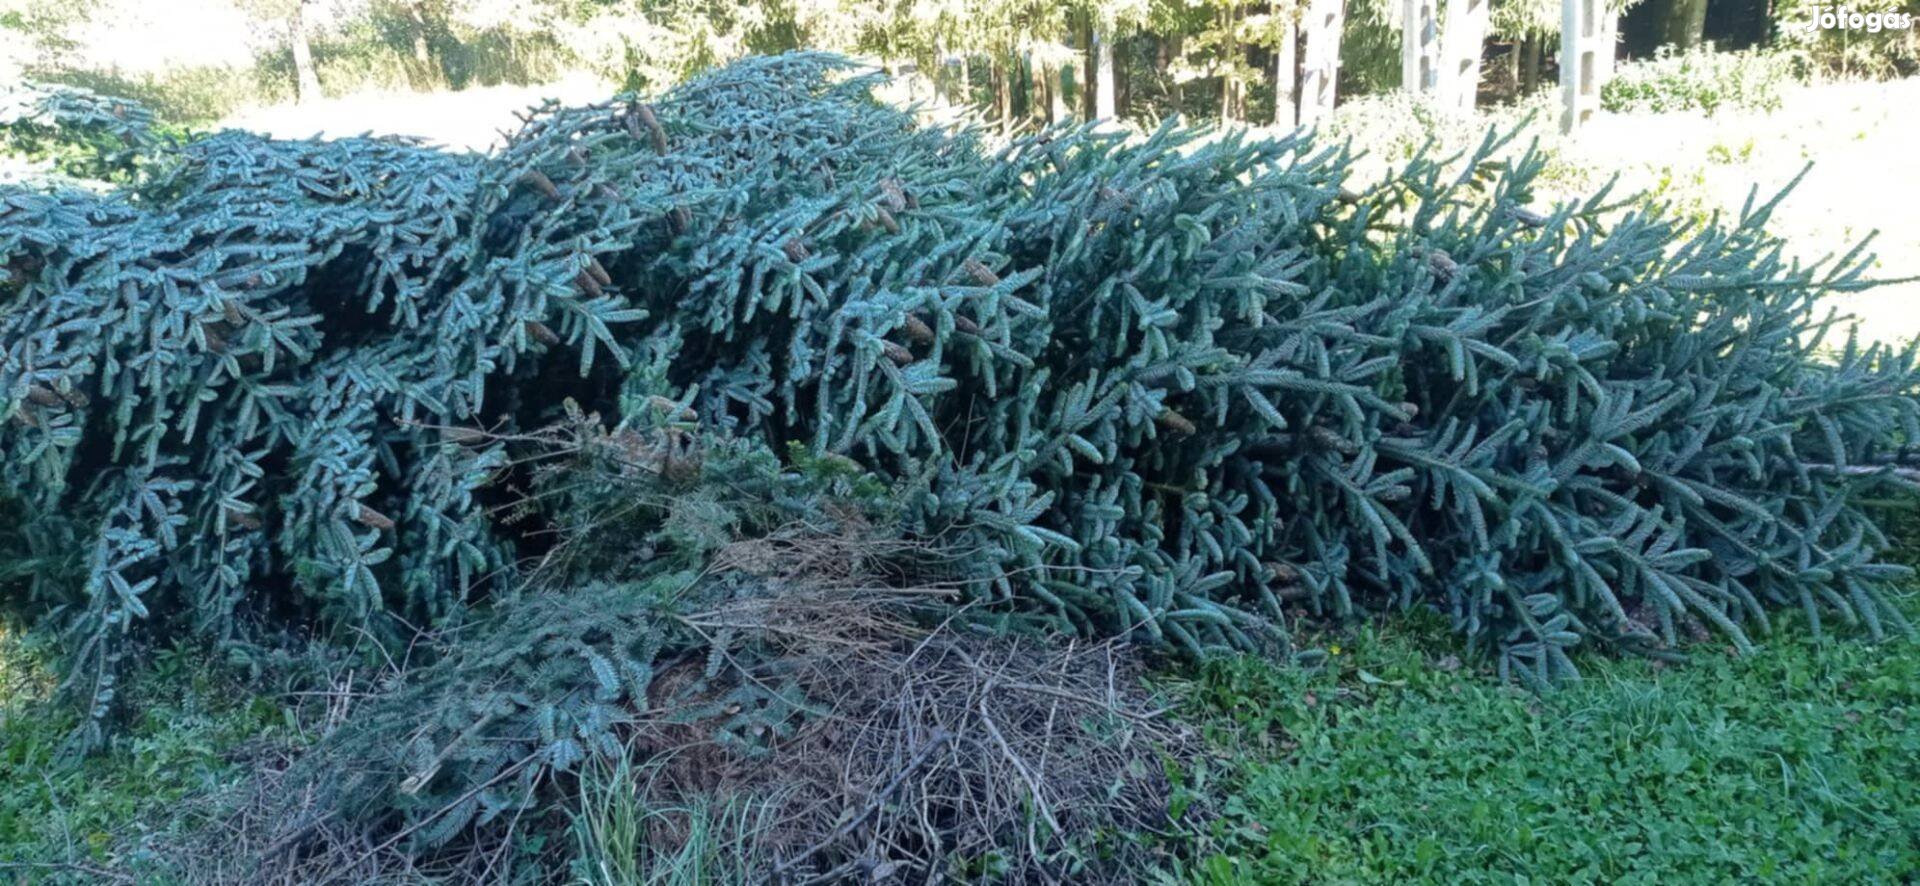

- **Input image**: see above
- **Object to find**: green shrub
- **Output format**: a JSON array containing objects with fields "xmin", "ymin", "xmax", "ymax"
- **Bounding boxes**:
[
  {"xmin": 1601, "ymin": 46, "xmax": 1806, "ymax": 115},
  {"xmin": 247, "ymin": 2, "xmax": 586, "ymax": 99},
  {"xmin": 25, "ymin": 64, "xmax": 277, "ymax": 127},
  {"xmin": 1324, "ymin": 89, "xmax": 1595, "ymax": 194},
  {"xmin": 0, "ymin": 82, "xmax": 180, "ymax": 184},
  {"xmin": 1772, "ymin": 0, "xmax": 1920, "ymax": 79}
]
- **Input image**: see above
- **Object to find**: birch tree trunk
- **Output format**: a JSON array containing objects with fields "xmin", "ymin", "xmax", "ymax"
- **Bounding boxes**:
[
  {"xmin": 1220, "ymin": 5, "xmax": 1237, "ymax": 122},
  {"xmin": 1274, "ymin": 10, "xmax": 1297, "ymax": 126},
  {"xmin": 291, "ymin": 0, "xmax": 322, "ymax": 104},
  {"xmin": 1092, "ymin": 21, "xmax": 1117, "ymax": 119},
  {"xmin": 1438, "ymin": 0, "xmax": 1489, "ymax": 112},
  {"xmin": 995, "ymin": 57, "xmax": 1013, "ymax": 135},
  {"xmin": 1298, "ymin": 0, "xmax": 1344, "ymax": 126},
  {"xmin": 1401, "ymin": 0, "xmax": 1439, "ymax": 94}
]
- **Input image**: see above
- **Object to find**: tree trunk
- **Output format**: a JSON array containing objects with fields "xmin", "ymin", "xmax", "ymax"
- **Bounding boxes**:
[
  {"xmin": 291, "ymin": 0, "xmax": 322, "ymax": 104},
  {"xmin": 406, "ymin": 1, "xmax": 432, "ymax": 68},
  {"xmin": 1017, "ymin": 53, "xmax": 1031, "ymax": 122},
  {"xmin": 1047, "ymin": 59, "xmax": 1067, "ymax": 122},
  {"xmin": 934, "ymin": 39, "xmax": 952, "ymax": 103},
  {"xmin": 1438, "ymin": 0, "xmax": 1489, "ymax": 113},
  {"xmin": 1298, "ymin": 0, "xmax": 1344, "ymax": 126},
  {"xmin": 995, "ymin": 57, "xmax": 1013, "ymax": 134},
  {"xmin": 1168, "ymin": 33, "xmax": 1186, "ymax": 112},
  {"xmin": 1400, "ymin": 0, "xmax": 1439, "ymax": 94},
  {"xmin": 1519, "ymin": 33, "xmax": 1542, "ymax": 93},
  {"xmin": 1092, "ymin": 21, "xmax": 1117, "ymax": 119},
  {"xmin": 1034, "ymin": 56, "xmax": 1049, "ymax": 124},
  {"xmin": 1596, "ymin": 10, "xmax": 1620, "ymax": 91},
  {"xmin": 1656, "ymin": 0, "xmax": 1709, "ymax": 51},
  {"xmin": 1220, "ymin": 7, "xmax": 1236, "ymax": 121},
  {"xmin": 1274, "ymin": 12, "xmax": 1297, "ymax": 126},
  {"xmin": 1062, "ymin": 56, "xmax": 1079, "ymax": 120}
]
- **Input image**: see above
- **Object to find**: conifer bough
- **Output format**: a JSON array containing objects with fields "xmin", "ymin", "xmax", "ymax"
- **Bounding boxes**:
[{"xmin": 4, "ymin": 55, "xmax": 1917, "ymax": 743}]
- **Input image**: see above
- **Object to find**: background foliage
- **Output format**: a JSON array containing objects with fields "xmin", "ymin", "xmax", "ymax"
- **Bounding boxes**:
[
  {"xmin": 1601, "ymin": 44, "xmax": 1805, "ymax": 114},
  {"xmin": 4, "ymin": 0, "xmax": 1912, "ymax": 132}
]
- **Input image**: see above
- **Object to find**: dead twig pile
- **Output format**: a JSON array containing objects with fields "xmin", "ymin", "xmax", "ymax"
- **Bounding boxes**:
[{"xmin": 154, "ymin": 427, "xmax": 1194, "ymax": 883}]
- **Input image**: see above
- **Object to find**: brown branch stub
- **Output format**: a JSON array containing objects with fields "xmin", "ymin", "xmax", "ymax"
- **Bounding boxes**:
[
  {"xmin": 1507, "ymin": 205, "xmax": 1550, "ymax": 228},
  {"xmin": 962, "ymin": 257, "xmax": 999, "ymax": 287},
  {"xmin": 223, "ymin": 505, "xmax": 262, "ymax": 531},
  {"xmin": 573, "ymin": 271, "xmax": 603, "ymax": 297},
  {"xmin": 877, "ymin": 177, "xmax": 909, "ymax": 213},
  {"xmin": 647, "ymin": 394, "xmax": 697, "ymax": 421},
  {"xmin": 631, "ymin": 103, "xmax": 669, "ymax": 154},
  {"xmin": 353, "ymin": 504, "xmax": 396, "ymax": 531},
  {"xmin": 516, "ymin": 169, "xmax": 561, "ymax": 202},
  {"xmin": 901, "ymin": 313, "xmax": 936, "ymax": 344},
  {"xmin": 1157, "ymin": 408, "xmax": 1197, "ymax": 436},
  {"xmin": 584, "ymin": 255, "xmax": 612, "ymax": 287},
  {"xmin": 524, "ymin": 319, "xmax": 561, "ymax": 346}
]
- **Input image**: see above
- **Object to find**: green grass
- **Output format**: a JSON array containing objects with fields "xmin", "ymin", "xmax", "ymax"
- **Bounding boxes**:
[
  {"xmin": 7, "ymin": 597, "xmax": 1920, "ymax": 881},
  {"xmin": 0, "ymin": 629, "xmax": 290, "ymax": 874},
  {"xmin": 568, "ymin": 752, "xmax": 774, "ymax": 885},
  {"xmin": 1168, "ymin": 605, "xmax": 1920, "ymax": 883}
]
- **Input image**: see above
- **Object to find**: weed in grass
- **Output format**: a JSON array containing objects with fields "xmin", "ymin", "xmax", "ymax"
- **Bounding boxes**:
[{"xmin": 567, "ymin": 752, "xmax": 775, "ymax": 885}]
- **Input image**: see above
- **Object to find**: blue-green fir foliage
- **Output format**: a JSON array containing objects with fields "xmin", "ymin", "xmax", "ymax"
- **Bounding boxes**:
[{"xmin": 4, "ymin": 54, "xmax": 1918, "ymax": 746}]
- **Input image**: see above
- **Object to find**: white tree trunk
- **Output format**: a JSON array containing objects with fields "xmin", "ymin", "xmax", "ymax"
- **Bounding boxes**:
[
  {"xmin": 1274, "ymin": 13, "xmax": 1297, "ymax": 126},
  {"xmin": 1401, "ymin": 0, "xmax": 1439, "ymax": 94},
  {"xmin": 1596, "ymin": 8, "xmax": 1619, "ymax": 92},
  {"xmin": 1298, "ymin": 0, "xmax": 1344, "ymax": 127},
  {"xmin": 1560, "ymin": 0, "xmax": 1614, "ymax": 132},
  {"xmin": 291, "ymin": 0, "xmax": 322, "ymax": 104},
  {"xmin": 1438, "ymin": 0, "xmax": 1488, "ymax": 112},
  {"xmin": 1092, "ymin": 22, "xmax": 1117, "ymax": 119}
]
